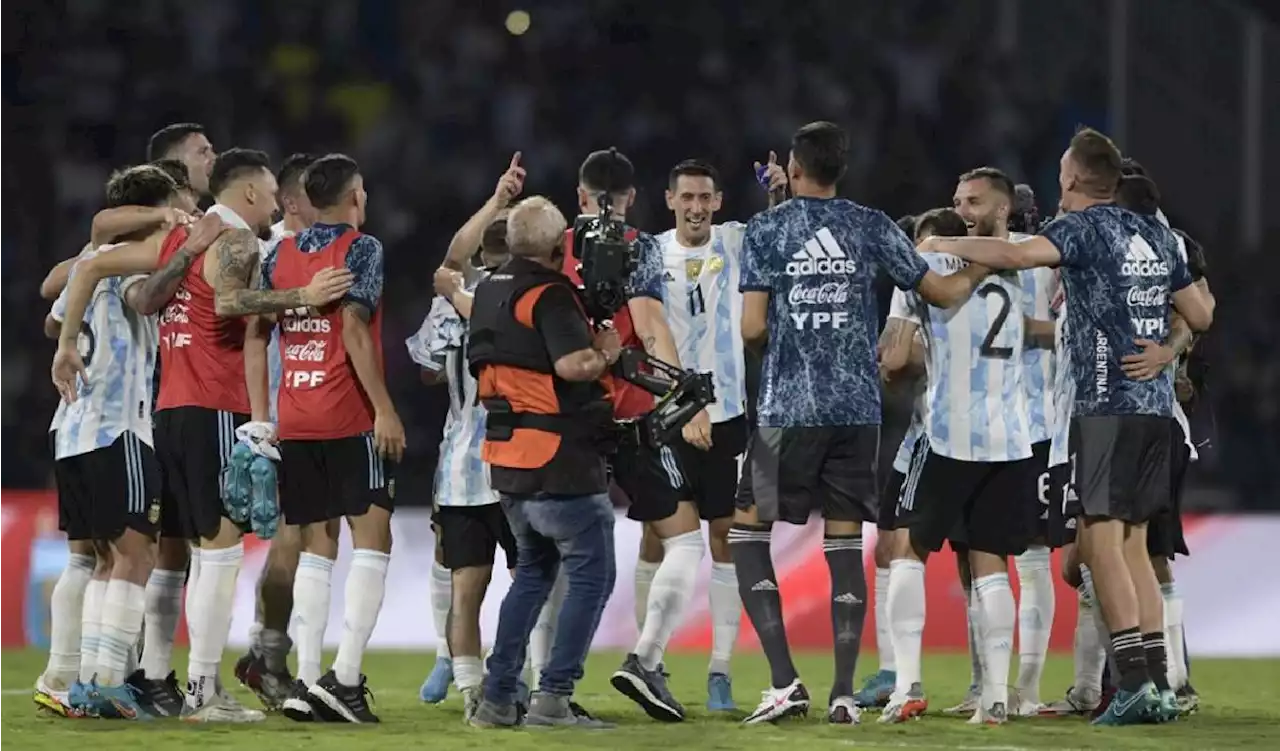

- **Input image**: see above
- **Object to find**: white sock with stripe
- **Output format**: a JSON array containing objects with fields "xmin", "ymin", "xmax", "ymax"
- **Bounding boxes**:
[
  {"xmin": 80, "ymin": 578, "xmax": 108, "ymax": 683},
  {"xmin": 43, "ymin": 553, "xmax": 93, "ymax": 690},
  {"xmin": 96, "ymin": 579, "xmax": 147, "ymax": 686},
  {"xmin": 293, "ymin": 552, "xmax": 334, "ymax": 685},
  {"xmin": 333, "ymin": 549, "xmax": 390, "ymax": 686}
]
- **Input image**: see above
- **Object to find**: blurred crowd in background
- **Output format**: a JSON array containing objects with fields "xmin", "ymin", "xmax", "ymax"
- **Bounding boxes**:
[{"xmin": 4, "ymin": 0, "xmax": 1277, "ymax": 507}]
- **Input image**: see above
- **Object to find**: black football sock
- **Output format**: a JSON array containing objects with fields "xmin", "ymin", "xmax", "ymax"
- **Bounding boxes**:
[
  {"xmin": 824, "ymin": 534, "xmax": 866, "ymax": 701},
  {"xmin": 1143, "ymin": 632, "xmax": 1170, "ymax": 692},
  {"xmin": 1110, "ymin": 627, "xmax": 1149, "ymax": 692},
  {"xmin": 729, "ymin": 523, "xmax": 799, "ymax": 690}
]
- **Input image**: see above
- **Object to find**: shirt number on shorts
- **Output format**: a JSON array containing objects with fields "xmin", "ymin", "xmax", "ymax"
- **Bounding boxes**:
[{"xmin": 977, "ymin": 283, "xmax": 1014, "ymax": 359}]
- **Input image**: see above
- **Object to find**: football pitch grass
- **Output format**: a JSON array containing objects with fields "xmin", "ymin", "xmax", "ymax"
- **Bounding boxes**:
[{"xmin": 4, "ymin": 649, "xmax": 1279, "ymax": 750}]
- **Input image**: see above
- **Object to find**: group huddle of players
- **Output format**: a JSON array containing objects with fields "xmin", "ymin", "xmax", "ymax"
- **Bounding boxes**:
[{"xmin": 31, "ymin": 116, "xmax": 1212, "ymax": 732}]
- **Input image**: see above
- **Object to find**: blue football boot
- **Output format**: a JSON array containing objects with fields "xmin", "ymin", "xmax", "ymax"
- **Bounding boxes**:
[
  {"xmin": 91, "ymin": 683, "xmax": 150, "ymax": 720},
  {"xmin": 419, "ymin": 657, "xmax": 453, "ymax": 703},
  {"xmin": 1092, "ymin": 682, "xmax": 1160, "ymax": 726},
  {"xmin": 707, "ymin": 672, "xmax": 736, "ymax": 711},
  {"xmin": 249, "ymin": 455, "xmax": 278, "ymax": 539},
  {"xmin": 221, "ymin": 443, "xmax": 255, "ymax": 524},
  {"xmin": 852, "ymin": 669, "xmax": 896, "ymax": 708}
]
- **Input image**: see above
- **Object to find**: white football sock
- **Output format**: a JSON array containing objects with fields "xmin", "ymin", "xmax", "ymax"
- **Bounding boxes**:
[
  {"xmin": 707, "ymin": 561, "xmax": 740, "ymax": 676},
  {"xmin": 636, "ymin": 531, "xmax": 703, "ymax": 670},
  {"xmin": 141, "ymin": 568, "xmax": 185, "ymax": 680},
  {"xmin": 874, "ymin": 566, "xmax": 895, "ymax": 672},
  {"xmin": 1014, "ymin": 545, "xmax": 1053, "ymax": 703},
  {"xmin": 44, "ymin": 553, "xmax": 93, "ymax": 689},
  {"xmin": 1162, "ymin": 581, "xmax": 1187, "ymax": 690},
  {"xmin": 429, "ymin": 559, "xmax": 452, "ymax": 661},
  {"xmin": 248, "ymin": 621, "xmax": 263, "ymax": 653},
  {"xmin": 184, "ymin": 548, "xmax": 201, "ymax": 644},
  {"xmin": 454, "ymin": 655, "xmax": 483, "ymax": 691},
  {"xmin": 186, "ymin": 543, "xmax": 243, "ymax": 691},
  {"xmin": 293, "ymin": 552, "xmax": 334, "ymax": 685},
  {"xmin": 97, "ymin": 579, "xmax": 146, "ymax": 686},
  {"xmin": 887, "ymin": 559, "xmax": 926, "ymax": 696},
  {"xmin": 1075, "ymin": 577, "xmax": 1107, "ymax": 693},
  {"xmin": 333, "ymin": 549, "xmax": 390, "ymax": 686},
  {"xmin": 80, "ymin": 578, "xmax": 108, "ymax": 683},
  {"xmin": 529, "ymin": 567, "xmax": 568, "ymax": 688},
  {"xmin": 633, "ymin": 559, "xmax": 659, "ymax": 634},
  {"xmin": 974, "ymin": 572, "xmax": 1015, "ymax": 710},
  {"xmin": 966, "ymin": 586, "xmax": 984, "ymax": 688}
]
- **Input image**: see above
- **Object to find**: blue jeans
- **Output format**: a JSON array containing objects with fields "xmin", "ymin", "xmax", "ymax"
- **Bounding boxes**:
[{"xmin": 483, "ymin": 492, "xmax": 616, "ymax": 703}]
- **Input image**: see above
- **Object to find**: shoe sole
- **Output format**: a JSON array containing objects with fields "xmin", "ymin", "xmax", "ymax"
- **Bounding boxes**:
[
  {"xmin": 879, "ymin": 698, "xmax": 928, "ymax": 724},
  {"xmin": 310, "ymin": 683, "xmax": 376, "ymax": 724},
  {"xmin": 742, "ymin": 702, "xmax": 809, "ymax": 725},
  {"xmin": 33, "ymin": 692, "xmax": 71, "ymax": 717},
  {"xmin": 609, "ymin": 671, "xmax": 683, "ymax": 723}
]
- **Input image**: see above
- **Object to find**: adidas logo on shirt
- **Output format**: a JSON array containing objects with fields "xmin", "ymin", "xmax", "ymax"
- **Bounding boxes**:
[
  {"xmin": 786, "ymin": 227, "xmax": 856, "ymax": 276},
  {"xmin": 1120, "ymin": 236, "xmax": 1169, "ymax": 277}
]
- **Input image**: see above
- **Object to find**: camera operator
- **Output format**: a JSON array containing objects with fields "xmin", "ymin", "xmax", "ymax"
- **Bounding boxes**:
[{"xmin": 466, "ymin": 196, "xmax": 620, "ymax": 730}]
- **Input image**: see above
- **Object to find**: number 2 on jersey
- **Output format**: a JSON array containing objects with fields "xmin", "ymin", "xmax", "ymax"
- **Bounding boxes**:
[
  {"xmin": 977, "ymin": 283, "xmax": 1013, "ymax": 359},
  {"xmin": 688, "ymin": 284, "xmax": 705, "ymax": 316}
]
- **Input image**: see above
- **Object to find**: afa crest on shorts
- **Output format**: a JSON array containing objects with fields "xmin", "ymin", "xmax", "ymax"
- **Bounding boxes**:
[{"xmin": 148, "ymin": 497, "xmax": 161, "ymax": 525}]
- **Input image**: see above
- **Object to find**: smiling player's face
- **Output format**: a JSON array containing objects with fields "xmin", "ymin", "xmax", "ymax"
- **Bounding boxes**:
[
  {"xmin": 666, "ymin": 175, "xmax": 721, "ymax": 245},
  {"xmin": 953, "ymin": 178, "xmax": 1006, "ymax": 237}
]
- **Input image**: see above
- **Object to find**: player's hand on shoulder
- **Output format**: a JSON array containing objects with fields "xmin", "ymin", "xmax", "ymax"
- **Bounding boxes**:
[
  {"xmin": 374, "ymin": 408, "xmax": 406, "ymax": 462},
  {"xmin": 302, "ymin": 266, "xmax": 355, "ymax": 307},
  {"xmin": 754, "ymin": 151, "xmax": 788, "ymax": 196},
  {"xmin": 187, "ymin": 213, "xmax": 231, "ymax": 254},
  {"xmin": 494, "ymin": 152, "xmax": 526, "ymax": 204},
  {"xmin": 434, "ymin": 267, "xmax": 464, "ymax": 299},
  {"xmin": 162, "ymin": 207, "xmax": 195, "ymax": 229}
]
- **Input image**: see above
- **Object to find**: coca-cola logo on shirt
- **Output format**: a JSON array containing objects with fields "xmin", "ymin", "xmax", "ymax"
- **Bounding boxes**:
[
  {"xmin": 788, "ymin": 281, "xmax": 851, "ymax": 306},
  {"xmin": 284, "ymin": 340, "xmax": 328, "ymax": 362},
  {"xmin": 1126, "ymin": 285, "xmax": 1168, "ymax": 307}
]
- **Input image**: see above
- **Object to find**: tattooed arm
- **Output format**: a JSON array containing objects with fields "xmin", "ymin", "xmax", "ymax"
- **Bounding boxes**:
[{"xmin": 210, "ymin": 229, "xmax": 353, "ymax": 317}]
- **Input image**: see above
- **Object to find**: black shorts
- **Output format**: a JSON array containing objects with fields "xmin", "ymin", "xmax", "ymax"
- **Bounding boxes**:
[
  {"xmin": 1048, "ymin": 460, "xmax": 1080, "ymax": 547},
  {"xmin": 611, "ymin": 422, "xmax": 689, "ymax": 523},
  {"xmin": 1027, "ymin": 441, "xmax": 1075, "ymax": 549},
  {"xmin": 1148, "ymin": 421, "xmax": 1192, "ymax": 559},
  {"xmin": 901, "ymin": 448, "xmax": 1039, "ymax": 557},
  {"xmin": 735, "ymin": 425, "xmax": 879, "ymax": 525},
  {"xmin": 435, "ymin": 504, "xmax": 517, "ymax": 570},
  {"xmin": 154, "ymin": 407, "xmax": 248, "ymax": 541},
  {"xmin": 1071, "ymin": 415, "xmax": 1172, "ymax": 524},
  {"xmin": 278, "ymin": 433, "xmax": 396, "ymax": 526},
  {"xmin": 672, "ymin": 416, "xmax": 748, "ymax": 521},
  {"xmin": 878, "ymin": 434, "xmax": 927, "ymax": 531},
  {"xmin": 55, "ymin": 431, "xmax": 161, "ymax": 541}
]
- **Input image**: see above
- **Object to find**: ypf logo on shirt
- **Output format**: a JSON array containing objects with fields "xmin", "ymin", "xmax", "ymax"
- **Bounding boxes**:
[{"xmin": 785, "ymin": 228, "xmax": 856, "ymax": 276}]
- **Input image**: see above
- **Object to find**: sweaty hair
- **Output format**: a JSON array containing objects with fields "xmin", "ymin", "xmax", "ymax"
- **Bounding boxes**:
[
  {"xmin": 896, "ymin": 214, "xmax": 918, "ymax": 238},
  {"xmin": 146, "ymin": 123, "xmax": 205, "ymax": 162},
  {"xmin": 105, "ymin": 165, "xmax": 177, "ymax": 209},
  {"xmin": 507, "ymin": 196, "xmax": 567, "ymax": 259},
  {"xmin": 1068, "ymin": 126, "xmax": 1123, "ymax": 198},
  {"xmin": 668, "ymin": 159, "xmax": 720, "ymax": 190},
  {"xmin": 915, "ymin": 207, "xmax": 968, "ymax": 240},
  {"xmin": 1115, "ymin": 174, "xmax": 1162, "ymax": 216},
  {"xmin": 1010, "ymin": 184, "xmax": 1040, "ymax": 233},
  {"xmin": 209, "ymin": 148, "xmax": 271, "ymax": 197},
  {"xmin": 958, "ymin": 166, "xmax": 1015, "ymax": 199},
  {"xmin": 579, "ymin": 148, "xmax": 635, "ymax": 194},
  {"xmin": 304, "ymin": 153, "xmax": 361, "ymax": 210},
  {"xmin": 150, "ymin": 158, "xmax": 192, "ymax": 193},
  {"xmin": 791, "ymin": 121, "xmax": 847, "ymax": 187},
  {"xmin": 278, "ymin": 152, "xmax": 318, "ymax": 196}
]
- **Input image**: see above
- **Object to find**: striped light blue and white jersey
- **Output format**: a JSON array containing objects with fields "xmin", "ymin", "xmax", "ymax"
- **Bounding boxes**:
[
  {"xmin": 658, "ymin": 222, "xmax": 747, "ymax": 424},
  {"xmin": 887, "ymin": 288, "xmax": 927, "ymax": 473},
  {"xmin": 1169, "ymin": 233, "xmax": 1197, "ymax": 462},
  {"xmin": 1048, "ymin": 312, "xmax": 1074, "ymax": 468},
  {"xmin": 263, "ymin": 221, "xmax": 291, "ymax": 422},
  {"xmin": 907, "ymin": 252, "xmax": 1032, "ymax": 462},
  {"xmin": 1018, "ymin": 252, "xmax": 1059, "ymax": 445},
  {"xmin": 405, "ymin": 281, "xmax": 496, "ymax": 508},
  {"xmin": 50, "ymin": 244, "xmax": 158, "ymax": 459}
]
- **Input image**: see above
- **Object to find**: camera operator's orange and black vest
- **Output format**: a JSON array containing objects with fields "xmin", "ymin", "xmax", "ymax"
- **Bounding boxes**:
[{"xmin": 467, "ymin": 256, "xmax": 614, "ymax": 497}]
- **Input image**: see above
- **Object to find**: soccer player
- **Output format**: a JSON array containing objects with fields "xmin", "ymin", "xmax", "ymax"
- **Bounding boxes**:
[
  {"xmin": 264, "ymin": 154, "xmax": 403, "ymax": 724},
  {"xmin": 1113, "ymin": 170, "xmax": 1210, "ymax": 713},
  {"xmin": 234, "ymin": 152, "xmax": 321, "ymax": 710},
  {"xmin": 878, "ymin": 204, "xmax": 1039, "ymax": 726},
  {"xmin": 47, "ymin": 165, "xmax": 207, "ymax": 718},
  {"xmin": 652, "ymin": 159, "xmax": 750, "ymax": 710},
  {"xmin": 553, "ymin": 149, "xmax": 703, "ymax": 723},
  {"xmin": 918, "ymin": 127, "xmax": 1214, "ymax": 725},
  {"xmin": 942, "ymin": 169, "xmax": 1060, "ymax": 717},
  {"xmin": 415, "ymin": 162, "xmax": 522, "ymax": 721},
  {"xmin": 731, "ymin": 121, "xmax": 991, "ymax": 726},
  {"xmin": 146, "ymin": 123, "xmax": 216, "ymax": 199}
]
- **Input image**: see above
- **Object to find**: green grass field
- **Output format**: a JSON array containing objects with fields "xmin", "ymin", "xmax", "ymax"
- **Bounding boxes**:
[{"xmin": 4, "ymin": 649, "xmax": 1279, "ymax": 750}]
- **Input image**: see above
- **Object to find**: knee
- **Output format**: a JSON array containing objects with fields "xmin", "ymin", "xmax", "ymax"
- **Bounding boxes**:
[
  {"xmin": 155, "ymin": 537, "xmax": 189, "ymax": 570},
  {"xmin": 874, "ymin": 531, "xmax": 896, "ymax": 568}
]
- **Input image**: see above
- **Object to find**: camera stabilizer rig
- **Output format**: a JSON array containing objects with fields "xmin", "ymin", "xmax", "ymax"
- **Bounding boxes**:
[{"xmin": 571, "ymin": 178, "xmax": 715, "ymax": 446}]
